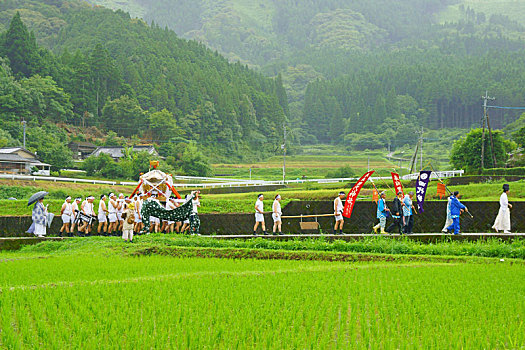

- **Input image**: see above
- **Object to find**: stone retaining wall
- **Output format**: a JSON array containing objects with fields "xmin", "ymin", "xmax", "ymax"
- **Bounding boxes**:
[{"xmin": 1, "ymin": 201, "xmax": 523, "ymax": 236}]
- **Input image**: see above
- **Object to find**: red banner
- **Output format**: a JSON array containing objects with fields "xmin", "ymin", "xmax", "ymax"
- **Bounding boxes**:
[
  {"xmin": 391, "ymin": 172, "xmax": 404, "ymax": 196},
  {"xmin": 343, "ymin": 171, "xmax": 375, "ymax": 218},
  {"xmin": 437, "ymin": 183, "xmax": 447, "ymax": 199},
  {"xmin": 372, "ymin": 188, "xmax": 378, "ymax": 204}
]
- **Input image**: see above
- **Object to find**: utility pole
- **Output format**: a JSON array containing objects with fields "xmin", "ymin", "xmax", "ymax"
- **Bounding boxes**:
[
  {"xmin": 419, "ymin": 127, "xmax": 423, "ymax": 171},
  {"xmin": 21, "ymin": 119, "xmax": 27, "ymax": 148},
  {"xmin": 282, "ymin": 123, "xmax": 286, "ymax": 184},
  {"xmin": 481, "ymin": 91, "xmax": 496, "ymax": 169}
]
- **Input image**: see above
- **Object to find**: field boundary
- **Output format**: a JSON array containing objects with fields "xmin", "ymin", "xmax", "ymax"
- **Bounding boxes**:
[
  {"xmin": 1, "ymin": 261, "xmax": 458, "ymax": 292},
  {"xmin": 126, "ymin": 246, "xmax": 508, "ymax": 264},
  {"xmin": 0, "ymin": 170, "xmax": 464, "ymax": 189}
]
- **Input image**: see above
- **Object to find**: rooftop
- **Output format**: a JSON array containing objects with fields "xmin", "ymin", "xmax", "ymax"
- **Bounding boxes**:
[
  {"xmin": 0, "ymin": 147, "xmax": 24, "ymax": 154},
  {"xmin": 90, "ymin": 145, "xmax": 158, "ymax": 159}
]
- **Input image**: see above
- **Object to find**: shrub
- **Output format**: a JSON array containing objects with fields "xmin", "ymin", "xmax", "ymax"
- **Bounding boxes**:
[{"xmin": 481, "ymin": 167, "xmax": 525, "ymax": 176}]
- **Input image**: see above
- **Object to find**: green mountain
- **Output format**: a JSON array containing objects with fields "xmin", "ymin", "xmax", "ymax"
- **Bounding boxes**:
[
  {"xmin": 0, "ymin": 0, "xmax": 288, "ymax": 171},
  {"xmin": 2, "ymin": 0, "xmax": 524, "ymax": 173},
  {"xmin": 83, "ymin": 0, "xmax": 525, "ymax": 151}
]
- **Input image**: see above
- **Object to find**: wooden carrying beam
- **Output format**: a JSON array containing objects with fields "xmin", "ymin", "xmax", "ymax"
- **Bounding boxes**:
[{"xmin": 281, "ymin": 214, "xmax": 334, "ymax": 219}]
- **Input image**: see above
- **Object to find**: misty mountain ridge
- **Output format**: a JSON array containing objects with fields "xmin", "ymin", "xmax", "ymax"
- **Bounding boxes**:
[{"xmin": 84, "ymin": 0, "xmax": 525, "ymax": 68}]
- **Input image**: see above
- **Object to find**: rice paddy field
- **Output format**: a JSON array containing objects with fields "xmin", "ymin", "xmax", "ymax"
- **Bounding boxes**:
[
  {"xmin": 212, "ymin": 153, "xmax": 402, "ymax": 180},
  {"xmin": 0, "ymin": 237, "xmax": 524, "ymax": 348}
]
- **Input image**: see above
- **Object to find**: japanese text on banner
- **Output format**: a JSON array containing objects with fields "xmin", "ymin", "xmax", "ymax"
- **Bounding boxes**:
[
  {"xmin": 416, "ymin": 171, "xmax": 432, "ymax": 213},
  {"xmin": 391, "ymin": 172, "xmax": 404, "ymax": 196},
  {"xmin": 343, "ymin": 171, "xmax": 375, "ymax": 218}
]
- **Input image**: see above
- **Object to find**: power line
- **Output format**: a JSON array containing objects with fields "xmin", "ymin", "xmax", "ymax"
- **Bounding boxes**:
[{"xmin": 486, "ymin": 105, "xmax": 525, "ymax": 110}]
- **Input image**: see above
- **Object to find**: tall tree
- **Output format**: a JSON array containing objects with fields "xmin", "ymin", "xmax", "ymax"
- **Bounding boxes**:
[{"xmin": 3, "ymin": 12, "xmax": 40, "ymax": 78}]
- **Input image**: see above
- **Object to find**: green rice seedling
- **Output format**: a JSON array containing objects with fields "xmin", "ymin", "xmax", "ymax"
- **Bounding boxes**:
[{"xmin": 1, "ymin": 248, "xmax": 524, "ymax": 349}]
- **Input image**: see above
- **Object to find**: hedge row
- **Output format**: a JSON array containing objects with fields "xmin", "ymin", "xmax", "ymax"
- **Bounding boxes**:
[{"xmin": 481, "ymin": 167, "xmax": 525, "ymax": 176}]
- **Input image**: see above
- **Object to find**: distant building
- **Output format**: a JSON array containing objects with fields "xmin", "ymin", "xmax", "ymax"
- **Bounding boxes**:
[
  {"xmin": 0, "ymin": 147, "xmax": 51, "ymax": 175},
  {"xmin": 68, "ymin": 141, "xmax": 97, "ymax": 160},
  {"xmin": 89, "ymin": 145, "xmax": 159, "ymax": 161}
]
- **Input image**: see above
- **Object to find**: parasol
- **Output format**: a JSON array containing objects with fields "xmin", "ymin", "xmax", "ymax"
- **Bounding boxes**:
[{"xmin": 27, "ymin": 191, "xmax": 49, "ymax": 206}]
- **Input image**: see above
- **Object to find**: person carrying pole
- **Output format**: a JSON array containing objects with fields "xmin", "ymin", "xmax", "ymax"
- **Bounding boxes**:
[
  {"xmin": 70, "ymin": 197, "xmax": 82, "ymax": 235},
  {"xmin": 253, "ymin": 194, "xmax": 267, "ymax": 235},
  {"xmin": 80, "ymin": 196, "xmax": 96, "ymax": 236},
  {"xmin": 189, "ymin": 191, "xmax": 201, "ymax": 235},
  {"xmin": 134, "ymin": 194, "xmax": 144, "ymax": 233},
  {"xmin": 373, "ymin": 191, "xmax": 390, "ymax": 234},
  {"xmin": 272, "ymin": 194, "xmax": 282, "ymax": 235},
  {"xmin": 386, "ymin": 191, "xmax": 404, "ymax": 234},
  {"xmin": 333, "ymin": 191, "xmax": 345, "ymax": 235},
  {"xmin": 402, "ymin": 191, "xmax": 416, "ymax": 234},
  {"xmin": 445, "ymin": 191, "xmax": 468, "ymax": 235},
  {"xmin": 107, "ymin": 193, "xmax": 120, "ymax": 235},
  {"xmin": 97, "ymin": 194, "xmax": 108, "ymax": 235},
  {"xmin": 60, "ymin": 196, "xmax": 73, "ymax": 237}
]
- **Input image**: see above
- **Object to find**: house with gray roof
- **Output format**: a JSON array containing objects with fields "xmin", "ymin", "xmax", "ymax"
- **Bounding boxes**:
[
  {"xmin": 0, "ymin": 147, "xmax": 51, "ymax": 175},
  {"xmin": 89, "ymin": 145, "xmax": 159, "ymax": 161}
]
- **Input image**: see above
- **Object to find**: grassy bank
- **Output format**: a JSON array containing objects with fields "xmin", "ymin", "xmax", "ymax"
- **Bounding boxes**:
[
  {"xmin": 1, "ymin": 179, "xmax": 524, "ymax": 216},
  {"xmin": 7, "ymin": 235, "xmax": 525, "ymax": 260}
]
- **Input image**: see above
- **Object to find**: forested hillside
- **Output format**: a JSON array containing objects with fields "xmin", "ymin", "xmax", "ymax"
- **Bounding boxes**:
[
  {"xmin": 85, "ymin": 0, "xmax": 525, "ymax": 153},
  {"xmin": 1, "ymin": 0, "xmax": 524, "ymax": 175},
  {"xmin": 0, "ymin": 0, "xmax": 288, "ymax": 172}
]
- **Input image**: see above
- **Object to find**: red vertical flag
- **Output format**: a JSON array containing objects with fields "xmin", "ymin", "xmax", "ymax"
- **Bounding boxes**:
[
  {"xmin": 343, "ymin": 171, "xmax": 375, "ymax": 218},
  {"xmin": 391, "ymin": 172, "xmax": 404, "ymax": 196},
  {"xmin": 372, "ymin": 188, "xmax": 379, "ymax": 204},
  {"xmin": 437, "ymin": 183, "xmax": 447, "ymax": 199}
]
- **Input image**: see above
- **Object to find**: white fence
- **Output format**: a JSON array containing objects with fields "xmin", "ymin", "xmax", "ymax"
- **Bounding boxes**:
[
  {"xmin": 400, "ymin": 170, "xmax": 464, "ymax": 180},
  {"xmin": 0, "ymin": 170, "xmax": 464, "ymax": 189},
  {"xmin": 0, "ymin": 174, "xmax": 121, "ymax": 185}
]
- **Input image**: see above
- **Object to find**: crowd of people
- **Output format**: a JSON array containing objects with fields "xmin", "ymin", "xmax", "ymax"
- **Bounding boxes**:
[
  {"xmin": 29, "ymin": 183, "xmax": 514, "ymax": 238},
  {"xmin": 369, "ymin": 183, "xmax": 513, "ymax": 235},
  {"xmin": 33, "ymin": 192, "xmax": 201, "ymax": 242},
  {"xmin": 253, "ymin": 194, "xmax": 282, "ymax": 235},
  {"xmin": 252, "ymin": 184, "xmax": 514, "ymax": 236}
]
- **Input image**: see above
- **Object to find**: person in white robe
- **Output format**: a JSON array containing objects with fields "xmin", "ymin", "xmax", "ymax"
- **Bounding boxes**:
[
  {"xmin": 492, "ymin": 184, "xmax": 512, "ymax": 233},
  {"xmin": 32, "ymin": 198, "xmax": 48, "ymax": 237},
  {"xmin": 441, "ymin": 196, "xmax": 453, "ymax": 233}
]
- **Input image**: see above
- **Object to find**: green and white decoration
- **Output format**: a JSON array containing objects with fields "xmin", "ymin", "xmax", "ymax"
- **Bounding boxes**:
[{"xmin": 140, "ymin": 195, "xmax": 200, "ymax": 234}]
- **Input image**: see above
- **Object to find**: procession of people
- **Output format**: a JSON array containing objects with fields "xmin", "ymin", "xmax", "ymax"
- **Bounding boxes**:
[
  {"xmin": 28, "ymin": 180, "xmax": 515, "ymax": 238},
  {"xmin": 29, "ymin": 191, "xmax": 202, "ymax": 241}
]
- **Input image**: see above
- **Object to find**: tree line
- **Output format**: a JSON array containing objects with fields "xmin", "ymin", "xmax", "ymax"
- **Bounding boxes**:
[{"xmin": 0, "ymin": 1, "xmax": 289, "ymax": 173}]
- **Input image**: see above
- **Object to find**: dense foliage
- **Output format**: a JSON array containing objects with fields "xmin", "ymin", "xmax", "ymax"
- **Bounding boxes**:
[
  {"xmin": 0, "ymin": 1, "xmax": 288, "ymax": 172},
  {"xmin": 1, "ymin": 0, "xmax": 525, "ymax": 175},
  {"xmin": 82, "ymin": 141, "xmax": 214, "ymax": 180},
  {"xmin": 86, "ymin": 0, "xmax": 525, "ymax": 162},
  {"xmin": 450, "ymin": 128, "xmax": 516, "ymax": 173}
]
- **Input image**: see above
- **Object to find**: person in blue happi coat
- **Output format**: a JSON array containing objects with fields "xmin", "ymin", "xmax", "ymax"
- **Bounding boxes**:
[
  {"xmin": 373, "ymin": 191, "xmax": 390, "ymax": 234},
  {"xmin": 445, "ymin": 191, "xmax": 468, "ymax": 235}
]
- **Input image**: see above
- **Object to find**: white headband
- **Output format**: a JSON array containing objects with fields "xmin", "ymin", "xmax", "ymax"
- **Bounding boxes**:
[
  {"xmin": 87, "ymin": 196, "xmax": 94, "ymax": 200},
  {"xmin": 276, "ymin": 195, "xmax": 281, "ymax": 200},
  {"xmin": 65, "ymin": 196, "xmax": 71, "ymax": 200},
  {"xmin": 258, "ymin": 195, "xmax": 263, "ymax": 199}
]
